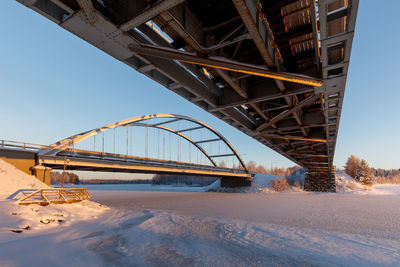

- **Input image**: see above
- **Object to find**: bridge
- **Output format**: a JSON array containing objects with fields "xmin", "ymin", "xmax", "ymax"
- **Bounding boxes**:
[
  {"xmin": 0, "ymin": 114, "xmax": 251, "ymax": 186},
  {"xmin": 13, "ymin": 0, "xmax": 359, "ymax": 191}
]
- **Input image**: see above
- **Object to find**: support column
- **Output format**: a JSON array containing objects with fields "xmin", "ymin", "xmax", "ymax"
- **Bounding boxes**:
[
  {"xmin": 31, "ymin": 165, "xmax": 52, "ymax": 185},
  {"xmin": 304, "ymin": 172, "xmax": 336, "ymax": 192},
  {"xmin": 220, "ymin": 177, "xmax": 252, "ymax": 187}
]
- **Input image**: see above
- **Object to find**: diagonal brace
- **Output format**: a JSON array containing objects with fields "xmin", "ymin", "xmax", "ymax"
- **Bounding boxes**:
[
  {"xmin": 257, "ymin": 93, "xmax": 322, "ymax": 132},
  {"xmin": 129, "ymin": 44, "xmax": 323, "ymax": 87}
]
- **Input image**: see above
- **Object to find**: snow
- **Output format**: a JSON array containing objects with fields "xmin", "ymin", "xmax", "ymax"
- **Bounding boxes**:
[
  {"xmin": 0, "ymin": 159, "xmax": 49, "ymax": 200},
  {"xmin": 336, "ymin": 170, "xmax": 400, "ymax": 196},
  {"xmin": 367, "ymin": 184, "xmax": 400, "ymax": 195},
  {"xmin": 0, "ymin": 159, "xmax": 108, "ymax": 242},
  {"xmin": 1, "ymin": 160, "xmax": 400, "ymax": 266}
]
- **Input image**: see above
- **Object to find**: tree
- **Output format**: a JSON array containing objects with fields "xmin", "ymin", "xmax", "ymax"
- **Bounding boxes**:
[
  {"xmin": 345, "ymin": 155, "xmax": 361, "ymax": 178},
  {"xmin": 355, "ymin": 159, "xmax": 373, "ymax": 185},
  {"xmin": 247, "ymin": 161, "xmax": 257, "ymax": 173},
  {"xmin": 218, "ymin": 160, "xmax": 227, "ymax": 168}
]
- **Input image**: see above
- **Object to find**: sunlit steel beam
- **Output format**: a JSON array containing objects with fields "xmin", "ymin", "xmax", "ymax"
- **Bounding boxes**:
[
  {"xmin": 129, "ymin": 44, "xmax": 323, "ymax": 86},
  {"xmin": 263, "ymin": 134, "xmax": 327, "ymax": 143}
]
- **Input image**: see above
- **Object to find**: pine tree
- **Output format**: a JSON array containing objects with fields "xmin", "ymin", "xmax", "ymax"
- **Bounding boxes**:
[
  {"xmin": 345, "ymin": 155, "xmax": 361, "ymax": 178},
  {"xmin": 355, "ymin": 159, "xmax": 373, "ymax": 185}
]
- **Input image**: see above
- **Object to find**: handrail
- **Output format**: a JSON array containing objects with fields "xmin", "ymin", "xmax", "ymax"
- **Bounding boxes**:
[
  {"xmin": 0, "ymin": 139, "xmax": 50, "ymax": 151},
  {"xmin": 18, "ymin": 188, "xmax": 92, "ymax": 205}
]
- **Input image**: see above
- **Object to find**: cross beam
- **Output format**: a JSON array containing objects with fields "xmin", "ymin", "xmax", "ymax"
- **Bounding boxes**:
[
  {"xmin": 76, "ymin": 0, "xmax": 96, "ymax": 25},
  {"xmin": 119, "ymin": 0, "xmax": 185, "ymax": 31},
  {"xmin": 257, "ymin": 93, "xmax": 322, "ymax": 132},
  {"xmin": 129, "ymin": 44, "xmax": 323, "ymax": 87},
  {"xmin": 210, "ymin": 87, "xmax": 314, "ymax": 112}
]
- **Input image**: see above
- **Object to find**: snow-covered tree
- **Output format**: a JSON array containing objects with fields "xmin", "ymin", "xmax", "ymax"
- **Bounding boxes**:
[
  {"xmin": 345, "ymin": 155, "xmax": 361, "ymax": 178},
  {"xmin": 354, "ymin": 159, "xmax": 373, "ymax": 185}
]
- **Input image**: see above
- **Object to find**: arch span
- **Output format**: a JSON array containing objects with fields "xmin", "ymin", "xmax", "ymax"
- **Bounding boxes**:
[{"xmin": 40, "ymin": 114, "xmax": 248, "ymax": 172}]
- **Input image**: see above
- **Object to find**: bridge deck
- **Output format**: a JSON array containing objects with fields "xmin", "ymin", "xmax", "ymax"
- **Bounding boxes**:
[{"xmin": 39, "ymin": 150, "xmax": 251, "ymax": 179}]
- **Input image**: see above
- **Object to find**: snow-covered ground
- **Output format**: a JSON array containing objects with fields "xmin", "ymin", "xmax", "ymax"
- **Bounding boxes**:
[
  {"xmin": 1, "ymin": 159, "xmax": 400, "ymax": 266},
  {"xmin": 336, "ymin": 170, "xmax": 400, "ymax": 196}
]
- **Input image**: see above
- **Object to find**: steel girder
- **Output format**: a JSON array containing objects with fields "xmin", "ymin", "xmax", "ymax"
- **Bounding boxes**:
[{"xmin": 14, "ymin": 0, "xmax": 359, "ymax": 175}]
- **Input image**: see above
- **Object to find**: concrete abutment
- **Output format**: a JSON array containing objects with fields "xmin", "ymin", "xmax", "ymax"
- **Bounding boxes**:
[
  {"xmin": 304, "ymin": 172, "xmax": 336, "ymax": 192},
  {"xmin": 220, "ymin": 177, "xmax": 252, "ymax": 187}
]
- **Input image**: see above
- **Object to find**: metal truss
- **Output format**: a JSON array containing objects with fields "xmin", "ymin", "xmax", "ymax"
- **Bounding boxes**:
[{"xmin": 15, "ymin": 0, "xmax": 359, "ymax": 176}]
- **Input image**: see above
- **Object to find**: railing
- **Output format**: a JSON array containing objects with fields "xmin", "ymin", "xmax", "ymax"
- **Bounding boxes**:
[
  {"xmin": 18, "ymin": 188, "xmax": 92, "ymax": 205},
  {"xmin": 0, "ymin": 139, "xmax": 49, "ymax": 151}
]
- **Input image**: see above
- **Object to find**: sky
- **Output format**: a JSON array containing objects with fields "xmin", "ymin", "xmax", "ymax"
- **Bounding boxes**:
[{"xmin": 0, "ymin": 0, "xmax": 399, "ymax": 172}]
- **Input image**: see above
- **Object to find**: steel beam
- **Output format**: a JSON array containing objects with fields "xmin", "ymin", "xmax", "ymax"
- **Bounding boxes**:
[
  {"xmin": 178, "ymin": 126, "xmax": 203, "ymax": 133},
  {"xmin": 263, "ymin": 123, "xmax": 325, "ymax": 133},
  {"xmin": 232, "ymin": 0, "xmax": 277, "ymax": 66},
  {"xmin": 257, "ymin": 94, "xmax": 321, "ymax": 132},
  {"xmin": 152, "ymin": 118, "xmax": 181, "ymax": 126},
  {"xmin": 210, "ymin": 153, "xmax": 236, "ymax": 158},
  {"xmin": 195, "ymin": 138, "xmax": 220, "ymax": 144},
  {"xmin": 215, "ymin": 69, "xmax": 248, "ymax": 99},
  {"xmin": 210, "ymin": 87, "xmax": 314, "ymax": 112},
  {"xmin": 129, "ymin": 44, "xmax": 323, "ymax": 86},
  {"xmin": 120, "ymin": 0, "xmax": 184, "ymax": 31},
  {"xmin": 288, "ymin": 153, "xmax": 329, "ymax": 158},
  {"xmin": 49, "ymin": 0, "xmax": 74, "ymax": 14},
  {"xmin": 231, "ymin": 0, "xmax": 310, "ymax": 137},
  {"xmin": 76, "ymin": 0, "xmax": 96, "ymax": 24},
  {"xmin": 309, "ymin": 0, "xmax": 320, "ymax": 71},
  {"xmin": 262, "ymin": 134, "xmax": 327, "ymax": 143},
  {"xmin": 327, "ymin": 6, "xmax": 348, "ymax": 22}
]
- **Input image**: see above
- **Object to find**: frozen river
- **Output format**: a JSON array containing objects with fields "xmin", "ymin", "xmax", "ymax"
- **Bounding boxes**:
[{"xmin": 91, "ymin": 189, "xmax": 400, "ymax": 240}]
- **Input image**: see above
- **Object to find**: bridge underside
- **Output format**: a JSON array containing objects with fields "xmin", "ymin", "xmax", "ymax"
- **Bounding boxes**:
[{"xmin": 15, "ymin": 0, "xmax": 359, "ymax": 191}]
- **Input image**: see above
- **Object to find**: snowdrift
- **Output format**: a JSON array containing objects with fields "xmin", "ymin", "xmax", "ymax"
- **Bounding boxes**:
[
  {"xmin": 0, "ymin": 159, "xmax": 49, "ymax": 199},
  {"xmin": 336, "ymin": 170, "xmax": 400, "ymax": 195},
  {"xmin": 0, "ymin": 159, "xmax": 107, "ymax": 235}
]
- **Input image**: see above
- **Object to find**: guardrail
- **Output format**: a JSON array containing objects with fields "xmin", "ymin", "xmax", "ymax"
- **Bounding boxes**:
[
  {"xmin": 18, "ymin": 188, "xmax": 92, "ymax": 205},
  {"xmin": 0, "ymin": 139, "xmax": 49, "ymax": 151}
]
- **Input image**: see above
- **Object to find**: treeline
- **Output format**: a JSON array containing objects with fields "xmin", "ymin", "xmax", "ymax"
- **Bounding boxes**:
[
  {"xmin": 50, "ymin": 171, "xmax": 80, "ymax": 185},
  {"xmin": 246, "ymin": 160, "xmax": 302, "ymax": 177},
  {"xmin": 246, "ymin": 160, "xmax": 305, "ymax": 189},
  {"xmin": 152, "ymin": 174, "xmax": 217, "ymax": 186},
  {"xmin": 80, "ymin": 179, "xmax": 152, "ymax": 184},
  {"xmin": 344, "ymin": 155, "xmax": 400, "ymax": 184}
]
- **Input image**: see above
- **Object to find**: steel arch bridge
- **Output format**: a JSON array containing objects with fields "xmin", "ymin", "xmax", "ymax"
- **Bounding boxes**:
[{"xmin": 36, "ymin": 114, "xmax": 251, "ymax": 182}]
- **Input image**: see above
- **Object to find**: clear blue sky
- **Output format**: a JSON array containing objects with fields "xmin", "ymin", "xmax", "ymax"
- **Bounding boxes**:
[{"xmin": 0, "ymin": 0, "xmax": 399, "ymax": 170}]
